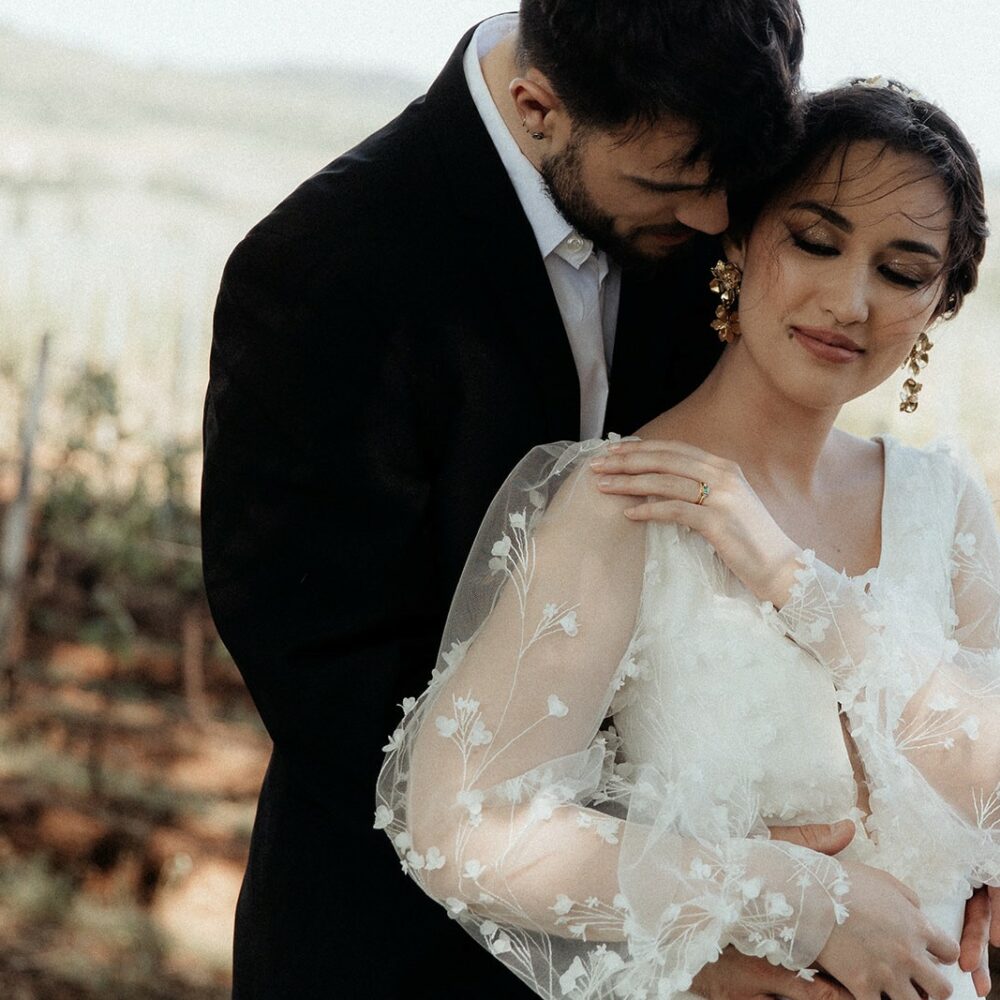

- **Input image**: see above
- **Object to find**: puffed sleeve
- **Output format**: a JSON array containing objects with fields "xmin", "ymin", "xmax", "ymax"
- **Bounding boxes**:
[
  {"xmin": 376, "ymin": 439, "xmax": 850, "ymax": 1000},
  {"xmin": 772, "ymin": 444, "xmax": 1000, "ymax": 893}
]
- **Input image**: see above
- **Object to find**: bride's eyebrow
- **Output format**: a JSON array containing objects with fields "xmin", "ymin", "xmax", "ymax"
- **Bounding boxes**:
[
  {"xmin": 788, "ymin": 200, "xmax": 852, "ymax": 232},
  {"xmin": 789, "ymin": 201, "xmax": 943, "ymax": 259},
  {"xmin": 888, "ymin": 239, "xmax": 942, "ymax": 260}
]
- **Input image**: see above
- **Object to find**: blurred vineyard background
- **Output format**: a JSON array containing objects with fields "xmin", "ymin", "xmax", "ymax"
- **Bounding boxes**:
[
  {"xmin": 0, "ymin": 24, "xmax": 420, "ymax": 998},
  {"xmin": 0, "ymin": 18, "xmax": 998, "ymax": 1000}
]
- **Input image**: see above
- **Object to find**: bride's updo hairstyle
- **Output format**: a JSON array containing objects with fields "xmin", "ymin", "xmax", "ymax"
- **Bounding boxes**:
[{"xmin": 733, "ymin": 80, "xmax": 989, "ymax": 320}]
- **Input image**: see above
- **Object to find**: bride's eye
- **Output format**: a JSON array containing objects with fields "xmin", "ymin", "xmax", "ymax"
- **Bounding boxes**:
[
  {"xmin": 879, "ymin": 265, "xmax": 926, "ymax": 289},
  {"xmin": 790, "ymin": 231, "xmax": 838, "ymax": 256}
]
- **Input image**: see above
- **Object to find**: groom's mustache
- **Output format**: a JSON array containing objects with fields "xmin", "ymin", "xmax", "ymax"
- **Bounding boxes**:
[{"xmin": 630, "ymin": 222, "xmax": 699, "ymax": 241}]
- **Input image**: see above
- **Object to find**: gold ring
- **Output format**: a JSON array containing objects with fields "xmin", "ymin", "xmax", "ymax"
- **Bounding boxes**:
[{"xmin": 696, "ymin": 482, "xmax": 711, "ymax": 506}]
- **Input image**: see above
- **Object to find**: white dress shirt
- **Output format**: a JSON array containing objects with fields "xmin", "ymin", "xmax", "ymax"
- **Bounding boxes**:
[{"xmin": 463, "ymin": 14, "xmax": 622, "ymax": 440}]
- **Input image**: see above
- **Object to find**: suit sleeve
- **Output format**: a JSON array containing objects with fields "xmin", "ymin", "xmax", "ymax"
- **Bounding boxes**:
[{"xmin": 201, "ymin": 193, "xmax": 451, "ymax": 805}]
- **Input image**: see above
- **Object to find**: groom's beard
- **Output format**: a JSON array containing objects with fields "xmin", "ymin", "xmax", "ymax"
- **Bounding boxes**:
[{"xmin": 540, "ymin": 136, "xmax": 698, "ymax": 273}]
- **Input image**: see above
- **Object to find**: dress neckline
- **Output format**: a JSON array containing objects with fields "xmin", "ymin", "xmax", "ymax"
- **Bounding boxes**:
[{"xmin": 850, "ymin": 433, "xmax": 895, "ymax": 583}]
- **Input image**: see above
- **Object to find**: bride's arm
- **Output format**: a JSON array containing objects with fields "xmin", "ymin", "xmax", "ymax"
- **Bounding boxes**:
[
  {"xmin": 774, "ymin": 453, "xmax": 1000, "ymax": 844},
  {"xmin": 376, "ymin": 442, "xmax": 951, "ymax": 999}
]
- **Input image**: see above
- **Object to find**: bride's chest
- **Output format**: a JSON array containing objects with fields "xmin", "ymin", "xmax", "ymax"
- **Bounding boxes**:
[{"xmin": 612, "ymin": 527, "xmax": 860, "ymax": 823}]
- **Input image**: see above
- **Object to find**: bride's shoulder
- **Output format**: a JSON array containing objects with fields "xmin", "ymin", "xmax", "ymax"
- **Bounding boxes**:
[
  {"xmin": 847, "ymin": 432, "xmax": 992, "ymax": 513},
  {"xmin": 834, "ymin": 429, "xmax": 970, "ymax": 474},
  {"xmin": 502, "ymin": 436, "xmax": 641, "ymax": 536},
  {"xmin": 878, "ymin": 432, "xmax": 982, "ymax": 482}
]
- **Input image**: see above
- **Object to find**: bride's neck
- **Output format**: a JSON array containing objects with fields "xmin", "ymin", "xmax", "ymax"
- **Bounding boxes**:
[{"xmin": 654, "ymin": 341, "xmax": 841, "ymax": 495}]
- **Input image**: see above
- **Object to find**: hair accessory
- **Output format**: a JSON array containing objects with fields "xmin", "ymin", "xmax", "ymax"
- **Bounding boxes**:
[
  {"xmin": 709, "ymin": 260, "xmax": 742, "ymax": 344},
  {"xmin": 851, "ymin": 76, "xmax": 923, "ymax": 100},
  {"xmin": 899, "ymin": 331, "xmax": 933, "ymax": 413}
]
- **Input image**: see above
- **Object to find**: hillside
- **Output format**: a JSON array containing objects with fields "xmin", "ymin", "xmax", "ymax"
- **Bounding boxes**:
[{"xmin": 0, "ymin": 24, "xmax": 424, "ymax": 447}]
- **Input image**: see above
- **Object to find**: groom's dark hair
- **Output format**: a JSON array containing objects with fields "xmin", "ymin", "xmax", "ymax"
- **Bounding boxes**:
[{"xmin": 517, "ymin": 0, "xmax": 805, "ymax": 191}]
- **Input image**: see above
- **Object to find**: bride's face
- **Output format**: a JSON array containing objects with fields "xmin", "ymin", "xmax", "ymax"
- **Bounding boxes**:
[{"xmin": 729, "ymin": 140, "xmax": 952, "ymax": 411}]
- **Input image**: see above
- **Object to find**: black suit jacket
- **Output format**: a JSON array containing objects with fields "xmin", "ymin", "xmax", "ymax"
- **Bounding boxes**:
[{"xmin": 202, "ymin": 25, "xmax": 723, "ymax": 999}]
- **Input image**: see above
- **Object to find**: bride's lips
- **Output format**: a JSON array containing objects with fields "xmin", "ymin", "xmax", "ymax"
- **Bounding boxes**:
[{"xmin": 791, "ymin": 326, "xmax": 865, "ymax": 364}]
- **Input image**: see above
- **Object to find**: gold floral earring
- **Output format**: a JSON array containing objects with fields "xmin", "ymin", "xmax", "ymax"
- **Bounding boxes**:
[
  {"xmin": 900, "ymin": 331, "xmax": 933, "ymax": 413},
  {"xmin": 709, "ymin": 260, "xmax": 742, "ymax": 344}
]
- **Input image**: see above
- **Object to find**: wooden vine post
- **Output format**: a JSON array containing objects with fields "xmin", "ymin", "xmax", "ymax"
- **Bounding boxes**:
[{"xmin": 0, "ymin": 332, "xmax": 51, "ymax": 707}]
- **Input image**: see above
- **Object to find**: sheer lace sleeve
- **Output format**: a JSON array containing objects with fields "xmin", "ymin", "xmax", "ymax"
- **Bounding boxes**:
[
  {"xmin": 376, "ymin": 440, "xmax": 849, "ymax": 999},
  {"xmin": 772, "ymin": 443, "xmax": 1000, "ymax": 893}
]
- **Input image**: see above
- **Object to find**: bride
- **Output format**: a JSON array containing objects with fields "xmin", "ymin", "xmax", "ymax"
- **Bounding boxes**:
[{"xmin": 375, "ymin": 80, "xmax": 997, "ymax": 1000}]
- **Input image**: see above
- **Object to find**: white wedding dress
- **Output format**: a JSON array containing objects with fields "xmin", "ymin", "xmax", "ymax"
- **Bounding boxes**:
[{"xmin": 376, "ymin": 435, "xmax": 1000, "ymax": 1000}]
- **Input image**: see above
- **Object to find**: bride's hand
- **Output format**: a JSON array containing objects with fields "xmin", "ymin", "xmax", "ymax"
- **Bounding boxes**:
[
  {"xmin": 817, "ymin": 859, "xmax": 960, "ymax": 1000},
  {"xmin": 590, "ymin": 440, "xmax": 802, "ymax": 606}
]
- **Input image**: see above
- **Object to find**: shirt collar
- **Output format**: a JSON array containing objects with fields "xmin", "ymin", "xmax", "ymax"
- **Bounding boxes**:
[{"xmin": 464, "ymin": 15, "xmax": 593, "ymax": 263}]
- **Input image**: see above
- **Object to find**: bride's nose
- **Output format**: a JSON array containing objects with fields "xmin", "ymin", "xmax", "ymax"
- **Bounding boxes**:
[{"xmin": 820, "ymin": 263, "xmax": 870, "ymax": 327}]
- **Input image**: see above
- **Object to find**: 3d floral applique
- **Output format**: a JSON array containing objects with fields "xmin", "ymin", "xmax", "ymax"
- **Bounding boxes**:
[
  {"xmin": 435, "ymin": 715, "xmax": 459, "ymax": 739},
  {"xmin": 575, "ymin": 812, "xmax": 621, "ymax": 844},
  {"xmin": 382, "ymin": 728, "xmax": 404, "ymax": 752},
  {"xmin": 548, "ymin": 695, "xmax": 569, "ymax": 718},
  {"xmin": 456, "ymin": 789, "xmax": 485, "ymax": 826},
  {"xmin": 462, "ymin": 859, "xmax": 488, "ymax": 881},
  {"xmin": 424, "ymin": 847, "xmax": 446, "ymax": 871}
]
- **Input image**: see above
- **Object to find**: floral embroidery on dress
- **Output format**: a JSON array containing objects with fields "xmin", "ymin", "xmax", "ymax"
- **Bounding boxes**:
[{"xmin": 376, "ymin": 436, "xmax": 1000, "ymax": 998}]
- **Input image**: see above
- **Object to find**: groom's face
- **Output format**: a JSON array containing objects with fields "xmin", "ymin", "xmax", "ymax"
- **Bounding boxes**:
[{"xmin": 540, "ymin": 119, "xmax": 729, "ymax": 269}]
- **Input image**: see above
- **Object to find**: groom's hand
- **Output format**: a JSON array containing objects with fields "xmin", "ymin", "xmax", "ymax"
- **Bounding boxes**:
[
  {"xmin": 691, "ymin": 821, "xmax": 857, "ymax": 1000},
  {"xmin": 768, "ymin": 820, "xmax": 856, "ymax": 856},
  {"xmin": 959, "ymin": 886, "xmax": 999, "ymax": 997},
  {"xmin": 691, "ymin": 948, "xmax": 853, "ymax": 1000}
]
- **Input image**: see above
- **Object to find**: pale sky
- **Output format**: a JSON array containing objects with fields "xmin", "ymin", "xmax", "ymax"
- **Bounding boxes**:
[{"xmin": 2, "ymin": 1, "xmax": 998, "ymax": 169}]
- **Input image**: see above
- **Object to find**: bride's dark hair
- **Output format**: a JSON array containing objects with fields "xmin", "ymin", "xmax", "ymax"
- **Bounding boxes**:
[{"xmin": 733, "ymin": 81, "xmax": 989, "ymax": 319}]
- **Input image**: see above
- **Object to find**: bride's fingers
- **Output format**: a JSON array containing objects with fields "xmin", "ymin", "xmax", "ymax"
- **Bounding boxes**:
[
  {"xmin": 595, "ymin": 472, "xmax": 701, "ymax": 501},
  {"xmin": 591, "ymin": 451, "xmax": 718, "ymax": 486},
  {"xmin": 913, "ymin": 959, "xmax": 956, "ymax": 1000},
  {"xmin": 622, "ymin": 499, "xmax": 711, "ymax": 526},
  {"xmin": 609, "ymin": 439, "xmax": 728, "ymax": 466},
  {"xmin": 893, "ymin": 979, "xmax": 930, "ymax": 1000},
  {"xmin": 926, "ymin": 924, "xmax": 961, "ymax": 965}
]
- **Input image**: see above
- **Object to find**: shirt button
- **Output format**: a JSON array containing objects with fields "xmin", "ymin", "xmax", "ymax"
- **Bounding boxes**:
[{"xmin": 566, "ymin": 235, "xmax": 585, "ymax": 252}]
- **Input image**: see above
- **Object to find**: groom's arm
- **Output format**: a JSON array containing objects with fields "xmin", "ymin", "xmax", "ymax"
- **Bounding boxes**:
[
  {"xmin": 692, "ymin": 948, "xmax": 853, "ymax": 1000},
  {"xmin": 202, "ymin": 192, "xmax": 450, "ymax": 810}
]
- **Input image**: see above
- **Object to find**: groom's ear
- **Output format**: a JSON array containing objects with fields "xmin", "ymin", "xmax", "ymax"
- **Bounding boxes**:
[{"xmin": 510, "ymin": 70, "xmax": 567, "ymax": 140}]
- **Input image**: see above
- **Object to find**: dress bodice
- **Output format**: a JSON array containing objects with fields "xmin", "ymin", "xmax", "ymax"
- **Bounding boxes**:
[{"xmin": 614, "ymin": 515, "xmax": 857, "ymax": 827}]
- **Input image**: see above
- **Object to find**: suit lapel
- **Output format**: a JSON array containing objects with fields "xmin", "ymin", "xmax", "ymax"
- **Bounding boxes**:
[
  {"xmin": 420, "ymin": 28, "xmax": 580, "ymax": 424},
  {"xmin": 604, "ymin": 237, "xmax": 725, "ymax": 436}
]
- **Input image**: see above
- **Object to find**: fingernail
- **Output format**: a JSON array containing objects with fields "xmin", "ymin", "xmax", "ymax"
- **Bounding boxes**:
[
  {"xmin": 597, "ymin": 478, "xmax": 612, "ymax": 488},
  {"xmin": 590, "ymin": 459, "xmax": 605, "ymax": 469},
  {"xmin": 624, "ymin": 509, "xmax": 637, "ymax": 518}
]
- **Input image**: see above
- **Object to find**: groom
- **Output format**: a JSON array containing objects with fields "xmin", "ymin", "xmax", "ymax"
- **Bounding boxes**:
[{"xmin": 202, "ymin": 1, "xmax": 997, "ymax": 997}]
